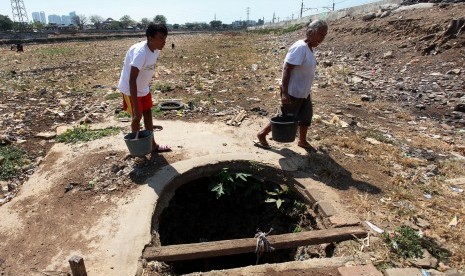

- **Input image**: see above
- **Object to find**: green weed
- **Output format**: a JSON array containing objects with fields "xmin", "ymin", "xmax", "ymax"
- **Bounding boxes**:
[
  {"xmin": 383, "ymin": 225, "xmax": 423, "ymax": 258},
  {"xmin": 154, "ymin": 83, "xmax": 173, "ymax": 92},
  {"xmin": 0, "ymin": 146, "xmax": 26, "ymax": 180},
  {"xmin": 249, "ymin": 23, "xmax": 305, "ymax": 35},
  {"xmin": 105, "ymin": 92, "xmax": 121, "ymax": 101},
  {"xmin": 151, "ymin": 106, "xmax": 164, "ymax": 117},
  {"xmin": 56, "ymin": 125, "xmax": 121, "ymax": 144},
  {"xmin": 116, "ymin": 111, "xmax": 131, "ymax": 119},
  {"xmin": 37, "ymin": 46, "xmax": 76, "ymax": 56},
  {"xmin": 194, "ymin": 82, "xmax": 204, "ymax": 91},
  {"xmin": 282, "ymin": 23, "xmax": 306, "ymax": 34}
]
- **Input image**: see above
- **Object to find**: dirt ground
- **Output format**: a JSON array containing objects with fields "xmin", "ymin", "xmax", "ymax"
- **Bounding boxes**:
[{"xmin": 0, "ymin": 2, "xmax": 464, "ymax": 276}]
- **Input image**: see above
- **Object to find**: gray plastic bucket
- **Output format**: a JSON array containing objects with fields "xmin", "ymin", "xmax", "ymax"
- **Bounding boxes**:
[
  {"xmin": 123, "ymin": 130, "xmax": 153, "ymax": 156},
  {"xmin": 270, "ymin": 116, "xmax": 298, "ymax": 143}
]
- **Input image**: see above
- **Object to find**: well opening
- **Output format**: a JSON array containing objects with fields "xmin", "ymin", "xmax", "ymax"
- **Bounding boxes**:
[{"xmin": 149, "ymin": 162, "xmax": 322, "ymax": 274}]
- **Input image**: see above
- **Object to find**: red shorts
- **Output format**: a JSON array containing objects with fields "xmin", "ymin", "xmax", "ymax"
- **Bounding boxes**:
[{"xmin": 122, "ymin": 93, "xmax": 153, "ymax": 116}]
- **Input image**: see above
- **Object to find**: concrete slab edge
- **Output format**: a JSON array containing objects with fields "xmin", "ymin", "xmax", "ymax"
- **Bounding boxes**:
[
  {"xmin": 184, "ymin": 256, "xmax": 355, "ymax": 276},
  {"xmin": 294, "ymin": 177, "xmax": 361, "ymax": 228}
]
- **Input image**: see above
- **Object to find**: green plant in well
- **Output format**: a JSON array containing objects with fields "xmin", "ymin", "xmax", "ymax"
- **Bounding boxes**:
[
  {"xmin": 243, "ymin": 179, "xmax": 264, "ymax": 198},
  {"xmin": 249, "ymin": 161, "xmax": 264, "ymax": 172},
  {"xmin": 293, "ymin": 225, "xmax": 302, "ymax": 233},
  {"xmin": 265, "ymin": 185, "xmax": 289, "ymax": 209},
  {"xmin": 56, "ymin": 125, "xmax": 121, "ymax": 144},
  {"xmin": 292, "ymin": 200, "xmax": 307, "ymax": 213},
  {"xmin": 209, "ymin": 168, "xmax": 251, "ymax": 199},
  {"xmin": 383, "ymin": 225, "xmax": 423, "ymax": 258},
  {"xmin": 0, "ymin": 146, "xmax": 26, "ymax": 180}
]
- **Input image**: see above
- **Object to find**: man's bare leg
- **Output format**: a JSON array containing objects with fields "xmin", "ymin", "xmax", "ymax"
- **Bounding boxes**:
[
  {"xmin": 142, "ymin": 109, "xmax": 157, "ymax": 148},
  {"xmin": 297, "ymin": 125, "xmax": 311, "ymax": 147},
  {"xmin": 143, "ymin": 109, "xmax": 171, "ymax": 152},
  {"xmin": 256, "ymin": 123, "xmax": 272, "ymax": 147}
]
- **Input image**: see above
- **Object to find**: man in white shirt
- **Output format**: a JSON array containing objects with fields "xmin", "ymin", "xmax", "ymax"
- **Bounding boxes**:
[
  {"xmin": 118, "ymin": 23, "xmax": 171, "ymax": 152},
  {"xmin": 256, "ymin": 20, "xmax": 328, "ymax": 150}
]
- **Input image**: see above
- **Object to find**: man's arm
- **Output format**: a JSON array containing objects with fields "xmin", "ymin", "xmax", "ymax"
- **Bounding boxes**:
[
  {"xmin": 281, "ymin": 62, "xmax": 295, "ymax": 104},
  {"xmin": 129, "ymin": 66, "xmax": 141, "ymax": 132}
]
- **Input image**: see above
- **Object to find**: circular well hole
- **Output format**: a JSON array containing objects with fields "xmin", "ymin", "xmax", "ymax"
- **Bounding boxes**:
[{"xmin": 152, "ymin": 165, "xmax": 319, "ymax": 274}]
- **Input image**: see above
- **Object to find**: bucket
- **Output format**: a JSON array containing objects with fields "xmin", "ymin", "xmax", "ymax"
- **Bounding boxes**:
[
  {"xmin": 270, "ymin": 116, "xmax": 298, "ymax": 143},
  {"xmin": 123, "ymin": 130, "xmax": 153, "ymax": 156}
]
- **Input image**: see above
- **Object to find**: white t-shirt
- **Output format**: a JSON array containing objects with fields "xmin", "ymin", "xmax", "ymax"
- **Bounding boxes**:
[
  {"xmin": 118, "ymin": 41, "xmax": 159, "ymax": 97},
  {"xmin": 283, "ymin": 40, "xmax": 317, "ymax": 99}
]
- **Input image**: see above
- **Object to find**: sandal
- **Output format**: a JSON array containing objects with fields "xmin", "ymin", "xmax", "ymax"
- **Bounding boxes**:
[
  {"xmin": 153, "ymin": 144, "xmax": 172, "ymax": 153},
  {"xmin": 253, "ymin": 140, "xmax": 271, "ymax": 150},
  {"xmin": 298, "ymin": 142, "xmax": 316, "ymax": 152}
]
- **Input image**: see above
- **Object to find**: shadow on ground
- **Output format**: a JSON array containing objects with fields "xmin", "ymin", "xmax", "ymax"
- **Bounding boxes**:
[
  {"xmin": 269, "ymin": 146, "xmax": 382, "ymax": 194},
  {"xmin": 129, "ymin": 153, "xmax": 170, "ymax": 184}
]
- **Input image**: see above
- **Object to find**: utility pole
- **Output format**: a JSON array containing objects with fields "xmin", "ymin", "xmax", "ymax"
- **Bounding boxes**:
[
  {"xmin": 300, "ymin": 1, "xmax": 319, "ymax": 17},
  {"xmin": 246, "ymin": 7, "xmax": 250, "ymax": 24},
  {"xmin": 300, "ymin": 0, "xmax": 304, "ymax": 18},
  {"xmin": 272, "ymin": 12, "xmax": 276, "ymax": 23},
  {"xmin": 10, "ymin": 0, "xmax": 29, "ymax": 31}
]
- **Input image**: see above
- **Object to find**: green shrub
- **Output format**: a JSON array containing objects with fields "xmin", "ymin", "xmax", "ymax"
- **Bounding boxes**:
[
  {"xmin": 105, "ymin": 92, "xmax": 121, "ymax": 101},
  {"xmin": 116, "ymin": 110, "xmax": 131, "ymax": 118},
  {"xmin": 383, "ymin": 225, "xmax": 423, "ymax": 258},
  {"xmin": 56, "ymin": 125, "xmax": 121, "ymax": 144},
  {"xmin": 154, "ymin": 83, "xmax": 173, "ymax": 92},
  {"xmin": 0, "ymin": 146, "xmax": 26, "ymax": 180}
]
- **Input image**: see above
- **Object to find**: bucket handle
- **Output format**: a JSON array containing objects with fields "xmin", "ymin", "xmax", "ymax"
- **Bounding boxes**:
[
  {"xmin": 275, "ymin": 106, "xmax": 294, "ymax": 117},
  {"xmin": 134, "ymin": 131, "xmax": 139, "ymax": 140}
]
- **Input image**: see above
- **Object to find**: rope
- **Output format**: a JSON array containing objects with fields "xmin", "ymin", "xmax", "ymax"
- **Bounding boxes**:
[{"xmin": 254, "ymin": 228, "xmax": 275, "ymax": 264}]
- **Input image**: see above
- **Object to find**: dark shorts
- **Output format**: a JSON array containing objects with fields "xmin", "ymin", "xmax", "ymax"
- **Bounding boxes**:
[{"xmin": 281, "ymin": 94, "xmax": 313, "ymax": 127}]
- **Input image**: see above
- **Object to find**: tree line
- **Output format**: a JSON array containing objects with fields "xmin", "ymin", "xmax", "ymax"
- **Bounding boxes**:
[{"xmin": 0, "ymin": 13, "xmax": 264, "ymax": 32}]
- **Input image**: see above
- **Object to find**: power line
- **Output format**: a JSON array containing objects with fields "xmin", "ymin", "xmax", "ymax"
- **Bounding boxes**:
[
  {"xmin": 300, "ymin": 0, "xmax": 319, "ymax": 18},
  {"xmin": 322, "ymin": 0, "xmax": 336, "ymax": 11}
]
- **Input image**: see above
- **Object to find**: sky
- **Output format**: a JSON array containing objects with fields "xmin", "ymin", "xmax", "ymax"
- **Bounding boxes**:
[{"xmin": 2, "ymin": 0, "xmax": 377, "ymax": 25}]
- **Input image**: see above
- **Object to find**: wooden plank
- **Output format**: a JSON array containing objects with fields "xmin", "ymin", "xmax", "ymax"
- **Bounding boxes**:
[{"xmin": 143, "ymin": 227, "xmax": 366, "ymax": 262}]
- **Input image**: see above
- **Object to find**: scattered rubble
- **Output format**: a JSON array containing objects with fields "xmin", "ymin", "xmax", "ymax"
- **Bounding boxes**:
[{"xmin": 0, "ymin": 2, "xmax": 464, "ymax": 274}]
